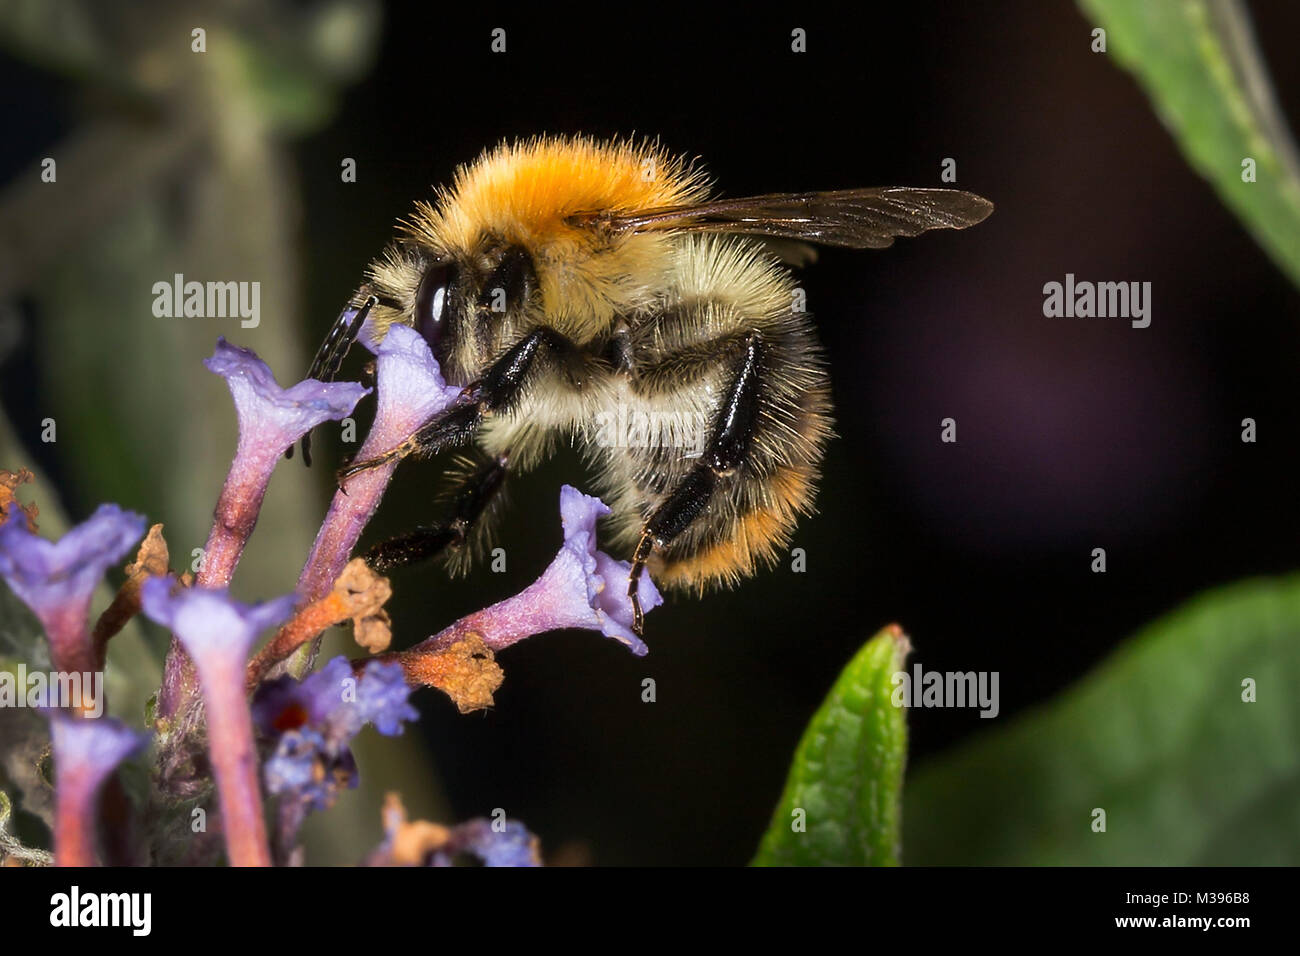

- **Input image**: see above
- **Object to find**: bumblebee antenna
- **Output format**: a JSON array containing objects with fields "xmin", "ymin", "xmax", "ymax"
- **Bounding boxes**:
[{"xmin": 290, "ymin": 294, "xmax": 378, "ymax": 466}]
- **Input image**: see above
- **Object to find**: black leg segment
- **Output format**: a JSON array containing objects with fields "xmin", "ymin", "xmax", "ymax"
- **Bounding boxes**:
[
  {"xmin": 292, "ymin": 294, "xmax": 378, "ymax": 465},
  {"xmin": 336, "ymin": 325, "xmax": 582, "ymax": 484},
  {"xmin": 478, "ymin": 325, "xmax": 583, "ymax": 413},
  {"xmin": 363, "ymin": 454, "xmax": 509, "ymax": 573},
  {"xmin": 627, "ymin": 333, "xmax": 764, "ymax": 634}
]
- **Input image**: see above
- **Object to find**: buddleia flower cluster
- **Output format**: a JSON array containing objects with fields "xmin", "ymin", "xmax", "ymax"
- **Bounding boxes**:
[{"xmin": 0, "ymin": 322, "xmax": 660, "ymax": 867}]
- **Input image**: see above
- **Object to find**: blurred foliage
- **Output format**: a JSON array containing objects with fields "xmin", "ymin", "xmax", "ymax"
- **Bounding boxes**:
[
  {"xmin": 0, "ymin": 0, "xmax": 384, "ymax": 599},
  {"xmin": 905, "ymin": 574, "xmax": 1300, "ymax": 864},
  {"xmin": 0, "ymin": 0, "xmax": 444, "ymax": 863},
  {"xmin": 1078, "ymin": 0, "xmax": 1300, "ymax": 288},
  {"xmin": 753, "ymin": 625, "xmax": 909, "ymax": 866}
]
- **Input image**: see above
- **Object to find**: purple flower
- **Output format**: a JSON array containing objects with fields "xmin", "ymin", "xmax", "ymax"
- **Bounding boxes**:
[
  {"xmin": 0, "ymin": 504, "xmax": 145, "ymax": 671},
  {"xmin": 353, "ymin": 323, "xmax": 465, "ymax": 465},
  {"xmin": 158, "ymin": 343, "xmax": 365, "ymax": 719},
  {"xmin": 49, "ymin": 712, "xmax": 146, "ymax": 784},
  {"xmin": 548, "ymin": 485, "xmax": 662, "ymax": 652},
  {"xmin": 205, "ymin": 338, "xmax": 369, "ymax": 461},
  {"xmin": 431, "ymin": 819, "xmax": 541, "ymax": 868},
  {"xmin": 416, "ymin": 486, "xmax": 660, "ymax": 658},
  {"xmin": 370, "ymin": 797, "xmax": 542, "ymax": 867},
  {"xmin": 296, "ymin": 323, "xmax": 464, "ymax": 607},
  {"xmin": 142, "ymin": 579, "xmax": 295, "ymax": 665},
  {"xmin": 253, "ymin": 656, "xmax": 418, "ymax": 812},
  {"xmin": 255, "ymin": 656, "xmax": 416, "ymax": 740},
  {"xmin": 48, "ymin": 712, "xmax": 147, "ymax": 866},
  {"xmin": 263, "ymin": 728, "xmax": 358, "ymax": 812},
  {"xmin": 141, "ymin": 580, "xmax": 293, "ymax": 867}
]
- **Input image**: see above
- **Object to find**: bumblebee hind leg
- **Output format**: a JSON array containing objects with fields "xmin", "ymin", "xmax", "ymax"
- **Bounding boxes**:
[
  {"xmin": 363, "ymin": 453, "xmax": 509, "ymax": 574},
  {"xmin": 628, "ymin": 333, "xmax": 763, "ymax": 634}
]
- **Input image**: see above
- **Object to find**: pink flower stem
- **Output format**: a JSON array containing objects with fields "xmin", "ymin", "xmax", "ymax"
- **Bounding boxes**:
[
  {"xmin": 409, "ymin": 580, "xmax": 570, "ymax": 656},
  {"xmin": 49, "ymin": 716, "xmax": 140, "ymax": 867},
  {"xmin": 199, "ymin": 445, "xmax": 280, "ymax": 589},
  {"xmin": 53, "ymin": 762, "xmax": 103, "ymax": 867},
  {"xmin": 297, "ymin": 463, "xmax": 398, "ymax": 601},
  {"xmin": 281, "ymin": 461, "xmax": 399, "ymax": 677},
  {"xmin": 193, "ymin": 648, "xmax": 272, "ymax": 867},
  {"xmin": 159, "ymin": 445, "xmax": 280, "ymax": 719},
  {"xmin": 41, "ymin": 602, "xmax": 97, "ymax": 681}
]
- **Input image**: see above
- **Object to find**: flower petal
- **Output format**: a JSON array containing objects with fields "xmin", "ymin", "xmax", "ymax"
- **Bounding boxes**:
[
  {"xmin": 355, "ymin": 324, "xmax": 464, "ymax": 459},
  {"xmin": 48, "ymin": 711, "xmax": 147, "ymax": 787},
  {"xmin": 355, "ymin": 660, "xmax": 419, "ymax": 736},
  {"xmin": 591, "ymin": 550, "xmax": 660, "ymax": 653},
  {"xmin": 206, "ymin": 338, "xmax": 369, "ymax": 457},
  {"xmin": 140, "ymin": 578, "xmax": 295, "ymax": 661},
  {"xmin": 0, "ymin": 503, "xmax": 145, "ymax": 629}
]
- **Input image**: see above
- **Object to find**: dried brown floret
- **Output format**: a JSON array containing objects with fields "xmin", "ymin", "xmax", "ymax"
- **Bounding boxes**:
[
  {"xmin": 247, "ymin": 559, "xmax": 394, "ymax": 687},
  {"xmin": 395, "ymin": 634, "xmax": 503, "ymax": 714},
  {"xmin": 91, "ymin": 523, "xmax": 172, "ymax": 666},
  {"xmin": 0, "ymin": 469, "xmax": 38, "ymax": 532}
]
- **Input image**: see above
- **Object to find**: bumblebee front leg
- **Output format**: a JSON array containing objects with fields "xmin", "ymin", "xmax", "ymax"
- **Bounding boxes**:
[
  {"xmin": 628, "ymin": 333, "xmax": 763, "ymax": 634},
  {"xmin": 292, "ymin": 294, "xmax": 378, "ymax": 465},
  {"xmin": 337, "ymin": 326, "xmax": 582, "ymax": 484},
  {"xmin": 363, "ymin": 454, "xmax": 509, "ymax": 573}
]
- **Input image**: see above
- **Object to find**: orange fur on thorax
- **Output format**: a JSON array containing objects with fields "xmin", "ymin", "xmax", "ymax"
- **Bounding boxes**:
[
  {"xmin": 404, "ymin": 137, "xmax": 713, "ymax": 337},
  {"xmin": 436, "ymin": 136, "xmax": 708, "ymax": 247}
]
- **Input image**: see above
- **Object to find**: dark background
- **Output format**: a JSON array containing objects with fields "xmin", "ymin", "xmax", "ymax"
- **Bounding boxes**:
[{"xmin": 5, "ymin": 1, "xmax": 1300, "ymax": 864}]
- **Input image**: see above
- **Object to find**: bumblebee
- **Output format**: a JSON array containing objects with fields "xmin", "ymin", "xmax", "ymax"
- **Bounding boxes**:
[{"xmin": 303, "ymin": 136, "xmax": 992, "ymax": 633}]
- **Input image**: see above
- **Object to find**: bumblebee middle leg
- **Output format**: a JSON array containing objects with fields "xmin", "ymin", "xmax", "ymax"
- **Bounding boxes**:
[
  {"xmin": 628, "ymin": 332, "xmax": 764, "ymax": 633},
  {"xmin": 363, "ymin": 453, "xmax": 509, "ymax": 573}
]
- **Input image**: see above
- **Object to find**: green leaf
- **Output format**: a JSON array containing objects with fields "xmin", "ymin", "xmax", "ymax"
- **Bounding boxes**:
[
  {"xmin": 1078, "ymin": 0, "xmax": 1300, "ymax": 288},
  {"xmin": 753, "ymin": 624, "xmax": 910, "ymax": 866},
  {"xmin": 905, "ymin": 574, "xmax": 1300, "ymax": 865}
]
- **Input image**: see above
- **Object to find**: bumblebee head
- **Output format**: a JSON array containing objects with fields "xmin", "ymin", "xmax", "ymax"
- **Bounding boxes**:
[{"xmin": 358, "ymin": 236, "xmax": 536, "ymax": 386}]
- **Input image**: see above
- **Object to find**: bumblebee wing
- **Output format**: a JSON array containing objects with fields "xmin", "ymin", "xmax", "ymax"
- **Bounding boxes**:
[
  {"xmin": 755, "ymin": 237, "xmax": 820, "ymax": 267},
  {"xmin": 578, "ymin": 188, "xmax": 993, "ymax": 249}
]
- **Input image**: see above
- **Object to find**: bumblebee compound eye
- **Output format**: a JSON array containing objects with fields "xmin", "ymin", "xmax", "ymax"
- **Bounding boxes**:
[{"xmin": 414, "ymin": 259, "xmax": 458, "ymax": 357}]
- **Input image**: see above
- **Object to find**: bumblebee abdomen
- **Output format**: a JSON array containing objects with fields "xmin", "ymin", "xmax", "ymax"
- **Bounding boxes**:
[
  {"xmin": 648, "ymin": 455, "xmax": 827, "ymax": 593},
  {"xmin": 596, "ymin": 234, "xmax": 835, "ymax": 593}
]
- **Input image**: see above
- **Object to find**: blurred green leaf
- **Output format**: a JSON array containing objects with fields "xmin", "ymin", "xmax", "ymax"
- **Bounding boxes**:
[
  {"xmin": 753, "ymin": 624, "xmax": 910, "ymax": 866},
  {"xmin": 1079, "ymin": 0, "xmax": 1300, "ymax": 287},
  {"xmin": 905, "ymin": 574, "xmax": 1300, "ymax": 864}
]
